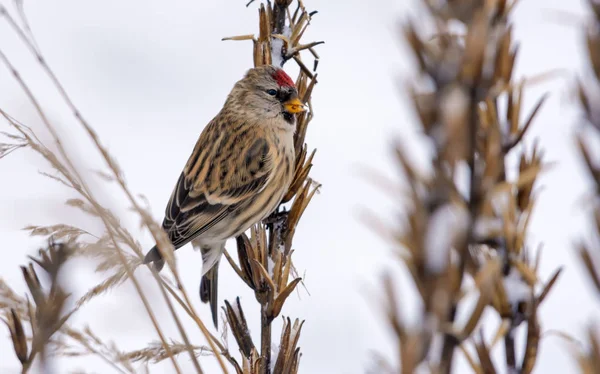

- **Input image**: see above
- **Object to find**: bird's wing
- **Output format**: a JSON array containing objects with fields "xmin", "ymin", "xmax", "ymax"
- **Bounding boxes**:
[{"xmin": 161, "ymin": 121, "xmax": 274, "ymax": 249}]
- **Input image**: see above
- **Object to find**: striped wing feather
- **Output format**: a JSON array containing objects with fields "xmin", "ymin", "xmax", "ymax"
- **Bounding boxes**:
[{"xmin": 162, "ymin": 120, "xmax": 273, "ymax": 249}]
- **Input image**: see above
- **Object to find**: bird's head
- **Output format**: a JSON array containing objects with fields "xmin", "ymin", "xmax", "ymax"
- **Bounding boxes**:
[{"xmin": 225, "ymin": 65, "xmax": 306, "ymax": 126}]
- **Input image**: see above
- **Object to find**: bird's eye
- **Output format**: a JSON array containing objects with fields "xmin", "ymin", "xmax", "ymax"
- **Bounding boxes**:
[{"xmin": 266, "ymin": 89, "xmax": 277, "ymax": 96}]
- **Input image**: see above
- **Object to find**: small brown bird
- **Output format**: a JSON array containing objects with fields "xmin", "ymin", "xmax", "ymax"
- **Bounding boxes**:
[{"xmin": 143, "ymin": 65, "xmax": 305, "ymax": 328}]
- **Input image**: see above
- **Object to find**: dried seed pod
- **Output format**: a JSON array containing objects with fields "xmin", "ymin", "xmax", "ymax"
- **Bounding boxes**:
[
  {"xmin": 5, "ymin": 309, "xmax": 28, "ymax": 364},
  {"xmin": 224, "ymin": 298, "xmax": 255, "ymax": 359}
]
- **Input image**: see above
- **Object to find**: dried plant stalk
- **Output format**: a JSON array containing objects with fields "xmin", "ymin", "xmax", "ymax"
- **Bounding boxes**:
[
  {"xmin": 370, "ymin": 0, "xmax": 560, "ymax": 373},
  {"xmin": 220, "ymin": 1, "xmax": 320, "ymax": 373},
  {"xmin": 575, "ymin": 0, "xmax": 600, "ymax": 370}
]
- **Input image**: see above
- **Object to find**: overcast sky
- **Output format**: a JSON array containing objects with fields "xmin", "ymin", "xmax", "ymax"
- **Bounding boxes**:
[{"xmin": 0, "ymin": 0, "xmax": 596, "ymax": 373}]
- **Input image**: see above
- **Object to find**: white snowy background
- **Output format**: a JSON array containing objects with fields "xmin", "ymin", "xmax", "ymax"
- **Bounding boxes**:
[{"xmin": 0, "ymin": 0, "xmax": 596, "ymax": 373}]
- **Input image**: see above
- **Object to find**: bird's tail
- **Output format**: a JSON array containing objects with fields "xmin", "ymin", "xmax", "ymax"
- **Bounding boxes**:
[
  {"xmin": 200, "ymin": 264, "xmax": 219, "ymax": 329},
  {"xmin": 142, "ymin": 245, "xmax": 165, "ymax": 272}
]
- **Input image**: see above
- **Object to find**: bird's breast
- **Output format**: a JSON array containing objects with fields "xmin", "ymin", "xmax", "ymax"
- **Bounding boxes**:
[{"xmin": 273, "ymin": 130, "xmax": 296, "ymax": 187}]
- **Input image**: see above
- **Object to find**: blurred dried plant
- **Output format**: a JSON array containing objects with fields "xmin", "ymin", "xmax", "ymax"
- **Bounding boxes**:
[
  {"xmin": 575, "ymin": 0, "xmax": 600, "ymax": 372},
  {"xmin": 0, "ymin": 0, "xmax": 320, "ymax": 373},
  {"xmin": 2, "ymin": 240, "xmax": 72, "ymax": 373},
  {"xmin": 367, "ymin": 0, "xmax": 561, "ymax": 373}
]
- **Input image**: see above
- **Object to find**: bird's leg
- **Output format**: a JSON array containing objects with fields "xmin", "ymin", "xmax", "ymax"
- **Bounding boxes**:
[
  {"xmin": 263, "ymin": 205, "xmax": 288, "ymax": 225},
  {"xmin": 264, "ymin": 206, "xmax": 289, "ymax": 258}
]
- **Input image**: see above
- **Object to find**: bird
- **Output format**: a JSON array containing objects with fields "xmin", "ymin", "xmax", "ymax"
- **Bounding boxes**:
[{"xmin": 142, "ymin": 65, "xmax": 305, "ymax": 329}]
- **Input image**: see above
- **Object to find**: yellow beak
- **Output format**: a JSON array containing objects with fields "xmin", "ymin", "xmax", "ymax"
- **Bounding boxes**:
[{"xmin": 283, "ymin": 98, "xmax": 306, "ymax": 114}]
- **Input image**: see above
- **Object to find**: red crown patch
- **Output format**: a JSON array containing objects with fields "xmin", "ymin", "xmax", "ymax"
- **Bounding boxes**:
[{"xmin": 272, "ymin": 69, "xmax": 295, "ymax": 88}]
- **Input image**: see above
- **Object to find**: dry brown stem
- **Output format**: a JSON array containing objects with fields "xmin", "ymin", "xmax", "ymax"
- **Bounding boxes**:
[
  {"xmin": 575, "ymin": 0, "xmax": 600, "ymax": 370},
  {"xmin": 371, "ymin": 0, "xmax": 560, "ymax": 372},
  {"xmin": 221, "ymin": 2, "xmax": 320, "ymax": 372}
]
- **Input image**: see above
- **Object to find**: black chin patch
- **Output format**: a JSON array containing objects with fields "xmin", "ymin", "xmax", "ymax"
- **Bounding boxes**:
[{"xmin": 282, "ymin": 112, "xmax": 294, "ymax": 124}]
